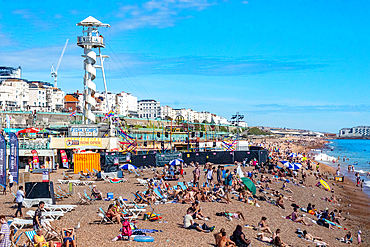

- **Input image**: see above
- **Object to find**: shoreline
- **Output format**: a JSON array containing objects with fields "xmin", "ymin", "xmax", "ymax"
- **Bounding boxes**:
[{"xmin": 304, "ymin": 140, "xmax": 370, "ymax": 242}]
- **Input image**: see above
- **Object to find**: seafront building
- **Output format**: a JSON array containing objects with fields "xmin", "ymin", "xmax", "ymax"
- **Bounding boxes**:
[{"xmin": 339, "ymin": 126, "xmax": 370, "ymax": 137}]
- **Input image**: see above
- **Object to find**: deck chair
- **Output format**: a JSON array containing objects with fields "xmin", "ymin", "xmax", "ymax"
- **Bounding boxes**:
[
  {"xmin": 84, "ymin": 189, "xmax": 95, "ymax": 201},
  {"xmin": 11, "ymin": 230, "xmax": 23, "ymax": 247},
  {"xmin": 79, "ymin": 171, "xmax": 88, "ymax": 179},
  {"xmin": 153, "ymin": 188, "xmax": 168, "ymax": 203},
  {"xmin": 93, "ymin": 168, "xmax": 99, "ymax": 176},
  {"xmin": 98, "ymin": 207, "xmax": 114, "ymax": 224},
  {"xmin": 132, "ymin": 169, "xmax": 141, "ymax": 177},
  {"xmin": 86, "ymin": 168, "xmax": 93, "ymax": 177},
  {"xmin": 63, "ymin": 171, "xmax": 73, "ymax": 180},
  {"xmin": 41, "ymin": 221, "xmax": 61, "ymax": 241},
  {"xmin": 56, "ymin": 187, "xmax": 69, "ymax": 198},
  {"xmin": 177, "ymin": 182, "xmax": 187, "ymax": 191},
  {"xmin": 25, "ymin": 230, "xmax": 37, "ymax": 246},
  {"xmin": 187, "ymin": 182, "xmax": 194, "ymax": 187},
  {"xmin": 133, "ymin": 192, "xmax": 149, "ymax": 204},
  {"xmin": 53, "ymin": 191, "xmax": 64, "ymax": 200},
  {"xmin": 77, "ymin": 192, "xmax": 89, "ymax": 205}
]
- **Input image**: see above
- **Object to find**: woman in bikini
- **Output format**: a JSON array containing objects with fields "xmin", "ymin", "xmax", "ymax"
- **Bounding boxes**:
[{"xmin": 258, "ymin": 217, "xmax": 272, "ymax": 234}]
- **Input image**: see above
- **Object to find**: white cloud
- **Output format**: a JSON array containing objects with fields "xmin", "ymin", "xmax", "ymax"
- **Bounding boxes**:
[{"xmin": 113, "ymin": 0, "xmax": 218, "ymax": 30}]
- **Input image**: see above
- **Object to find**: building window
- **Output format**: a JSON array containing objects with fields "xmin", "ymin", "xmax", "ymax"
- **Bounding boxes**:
[{"xmin": 69, "ymin": 107, "xmax": 72, "ymax": 111}]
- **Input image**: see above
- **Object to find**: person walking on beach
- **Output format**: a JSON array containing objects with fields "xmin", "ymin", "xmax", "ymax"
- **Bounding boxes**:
[
  {"xmin": 8, "ymin": 172, "xmax": 13, "ymax": 193},
  {"xmin": 0, "ymin": 215, "xmax": 10, "ymax": 247},
  {"xmin": 15, "ymin": 186, "xmax": 24, "ymax": 218},
  {"xmin": 193, "ymin": 164, "xmax": 200, "ymax": 187},
  {"xmin": 217, "ymin": 166, "xmax": 222, "ymax": 185},
  {"xmin": 33, "ymin": 201, "xmax": 45, "ymax": 230}
]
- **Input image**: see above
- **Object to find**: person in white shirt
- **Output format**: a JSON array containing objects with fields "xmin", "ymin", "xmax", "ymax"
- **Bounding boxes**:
[
  {"xmin": 15, "ymin": 186, "xmax": 24, "ymax": 217},
  {"xmin": 205, "ymin": 167, "xmax": 215, "ymax": 186},
  {"xmin": 184, "ymin": 209, "xmax": 214, "ymax": 233},
  {"xmin": 8, "ymin": 173, "xmax": 13, "ymax": 193}
]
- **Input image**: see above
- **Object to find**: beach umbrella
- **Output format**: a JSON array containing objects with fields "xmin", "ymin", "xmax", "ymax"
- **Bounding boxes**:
[
  {"xmin": 39, "ymin": 129, "xmax": 50, "ymax": 133},
  {"xmin": 241, "ymin": 177, "xmax": 256, "ymax": 195},
  {"xmin": 17, "ymin": 128, "xmax": 41, "ymax": 134},
  {"xmin": 280, "ymin": 161, "xmax": 291, "ymax": 167},
  {"xmin": 169, "ymin": 159, "xmax": 184, "ymax": 166},
  {"xmin": 289, "ymin": 153, "xmax": 297, "ymax": 158},
  {"xmin": 120, "ymin": 164, "xmax": 137, "ymax": 170},
  {"xmin": 288, "ymin": 163, "xmax": 302, "ymax": 170}
]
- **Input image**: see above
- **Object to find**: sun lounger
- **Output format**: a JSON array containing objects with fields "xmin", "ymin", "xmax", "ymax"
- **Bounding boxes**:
[
  {"xmin": 10, "ymin": 218, "xmax": 51, "ymax": 230},
  {"xmin": 119, "ymin": 196, "xmax": 147, "ymax": 209},
  {"xmin": 44, "ymin": 204, "xmax": 77, "ymax": 213},
  {"xmin": 41, "ymin": 221, "xmax": 61, "ymax": 241},
  {"xmin": 133, "ymin": 192, "xmax": 149, "ymax": 204},
  {"xmin": 23, "ymin": 198, "xmax": 53, "ymax": 208},
  {"xmin": 177, "ymin": 182, "xmax": 187, "ymax": 190},
  {"xmin": 84, "ymin": 189, "xmax": 95, "ymax": 201},
  {"xmin": 137, "ymin": 178, "xmax": 149, "ymax": 188},
  {"xmin": 26, "ymin": 210, "xmax": 64, "ymax": 220}
]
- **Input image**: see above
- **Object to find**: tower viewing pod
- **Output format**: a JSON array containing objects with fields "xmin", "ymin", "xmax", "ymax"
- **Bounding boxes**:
[{"xmin": 77, "ymin": 16, "xmax": 110, "ymax": 124}]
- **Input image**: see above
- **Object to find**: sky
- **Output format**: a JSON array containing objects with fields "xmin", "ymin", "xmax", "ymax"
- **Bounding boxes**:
[{"xmin": 1, "ymin": 0, "xmax": 370, "ymax": 133}]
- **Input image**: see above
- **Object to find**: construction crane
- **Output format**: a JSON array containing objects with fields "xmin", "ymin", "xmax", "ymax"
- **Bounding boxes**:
[{"xmin": 51, "ymin": 39, "xmax": 69, "ymax": 88}]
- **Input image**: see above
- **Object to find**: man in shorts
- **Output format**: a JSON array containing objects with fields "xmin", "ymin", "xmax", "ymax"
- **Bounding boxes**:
[
  {"xmin": 8, "ymin": 172, "xmax": 13, "ymax": 193},
  {"xmin": 33, "ymin": 201, "xmax": 45, "ymax": 230}
]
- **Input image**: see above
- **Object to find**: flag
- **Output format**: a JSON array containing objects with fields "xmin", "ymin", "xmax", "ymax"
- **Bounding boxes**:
[
  {"xmin": 113, "ymin": 117, "xmax": 119, "ymax": 123},
  {"xmin": 107, "ymin": 110, "xmax": 115, "ymax": 117},
  {"xmin": 69, "ymin": 111, "xmax": 76, "ymax": 117},
  {"xmin": 102, "ymin": 114, "xmax": 109, "ymax": 122}
]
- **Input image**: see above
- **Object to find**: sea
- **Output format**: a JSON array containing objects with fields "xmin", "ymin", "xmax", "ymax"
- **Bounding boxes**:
[{"xmin": 315, "ymin": 139, "xmax": 370, "ymax": 197}]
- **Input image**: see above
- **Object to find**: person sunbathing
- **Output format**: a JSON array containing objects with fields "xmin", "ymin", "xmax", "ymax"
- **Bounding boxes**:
[
  {"xmin": 282, "ymin": 181, "xmax": 293, "ymax": 193},
  {"xmin": 106, "ymin": 204, "xmax": 121, "ymax": 224},
  {"xmin": 257, "ymin": 232, "xmax": 273, "ymax": 243},
  {"xmin": 224, "ymin": 211, "xmax": 245, "ymax": 221},
  {"xmin": 258, "ymin": 217, "xmax": 273, "ymax": 234},
  {"xmin": 276, "ymin": 195, "xmax": 285, "ymax": 209},
  {"xmin": 62, "ymin": 228, "xmax": 76, "ymax": 247},
  {"xmin": 302, "ymin": 230, "xmax": 327, "ymax": 246},
  {"xmin": 287, "ymin": 207, "xmax": 308, "ymax": 226},
  {"xmin": 273, "ymin": 229, "xmax": 289, "ymax": 247},
  {"xmin": 218, "ymin": 231, "xmax": 236, "ymax": 247},
  {"xmin": 214, "ymin": 228, "xmax": 226, "ymax": 246},
  {"xmin": 188, "ymin": 202, "xmax": 208, "ymax": 220}
]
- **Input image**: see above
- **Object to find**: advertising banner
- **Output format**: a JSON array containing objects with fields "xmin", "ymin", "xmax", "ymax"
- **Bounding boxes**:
[
  {"xmin": 31, "ymin": 149, "xmax": 40, "ymax": 169},
  {"xmin": 9, "ymin": 133, "xmax": 19, "ymax": 184},
  {"xmin": 65, "ymin": 138, "xmax": 102, "ymax": 148},
  {"xmin": 0, "ymin": 134, "xmax": 6, "ymax": 189},
  {"xmin": 60, "ymin": 150, "xmax": 69, "ymax": 168}
]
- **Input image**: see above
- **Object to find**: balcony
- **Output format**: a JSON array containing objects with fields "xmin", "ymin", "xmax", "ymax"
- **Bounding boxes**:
[{"xmin": 77, "ymin": 36, "xmax": 105, "ymax": 48}]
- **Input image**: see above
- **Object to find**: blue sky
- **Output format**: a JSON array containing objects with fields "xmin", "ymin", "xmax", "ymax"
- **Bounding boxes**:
[{"xmin": 1, "ymin": 0, "xmax": 369, "ymax": 132}]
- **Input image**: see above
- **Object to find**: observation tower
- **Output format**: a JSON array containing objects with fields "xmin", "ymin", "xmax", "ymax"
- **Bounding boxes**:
[{"xmin": 77, "ymin": 16, "xmax": 110, "ymax": 124}]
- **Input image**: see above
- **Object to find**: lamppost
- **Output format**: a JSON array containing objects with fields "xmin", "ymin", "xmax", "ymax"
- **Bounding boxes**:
[{"xmin": 231, "ymin": 112, "xmax": 244, "ymax": 151}]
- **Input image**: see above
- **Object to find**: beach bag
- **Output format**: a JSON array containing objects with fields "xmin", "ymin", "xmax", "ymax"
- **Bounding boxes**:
[{"xmin": 122, "ymin": 219, "xmax": 132, "ymax": 236}]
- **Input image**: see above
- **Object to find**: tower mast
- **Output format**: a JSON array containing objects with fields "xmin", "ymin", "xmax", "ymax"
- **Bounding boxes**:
[{"xmin": 77, "ymin": 16, "xmax": 110, "ymax": 124}]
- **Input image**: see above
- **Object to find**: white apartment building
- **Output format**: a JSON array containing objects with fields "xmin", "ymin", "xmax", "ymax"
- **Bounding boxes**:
[
  {"xmin": 29, "ymin": 83, "xmax": 47, "ymax": 109},
  {"xmin": 339, "ymin": 126, "xmax": 370, "ymax": 137},
  {"xmin": 194, "ymin": 111, "xmax": 212, "ymax": 123},
  {"xmin": 51, "ymin": 88, "xmax": 65, "ymax": 111},
  {"xmin": 138, "ymin": 99, "xmax": 160, "ymax": 119},
  {"xmin": 0, "ymin": 66, "xmax": 21, "ymax": 82},
  {"xmin": 0, "ymin": 79, "xmax": 29, "ymax": 111},
  {"xmin": 116, "ymin": 91, "xmax": 138, "ymax": 116},
  {"xmin": 161, "ymin": 105, "xmax": 176, "ymax": 119},
  {"xmin": 173, "ymin": 108, "xmax": 195, "ymax": 122}
]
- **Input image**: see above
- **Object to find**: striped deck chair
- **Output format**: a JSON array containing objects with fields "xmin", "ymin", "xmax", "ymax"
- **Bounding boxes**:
[{"xmin": 25, "ymin": 230, "xmax": 37, "ymax": 246}]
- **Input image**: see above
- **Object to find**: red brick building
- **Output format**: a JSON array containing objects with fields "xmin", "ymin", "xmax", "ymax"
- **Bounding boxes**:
[{"xmin": 64, "ymin": 94, "xmax": 79, "ymax": 112}]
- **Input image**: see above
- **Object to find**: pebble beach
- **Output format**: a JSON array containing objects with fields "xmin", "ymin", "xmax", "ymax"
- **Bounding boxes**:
[{"xmin": 1, "ymin": 137, "xmax": 370, "ymax": 247}]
